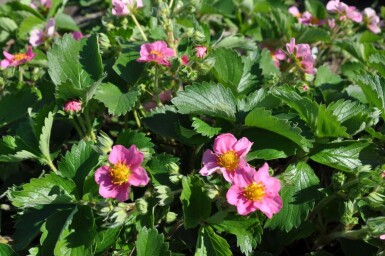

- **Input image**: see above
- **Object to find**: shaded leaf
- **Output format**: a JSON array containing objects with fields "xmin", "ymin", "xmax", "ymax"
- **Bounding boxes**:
[{"xmin": 136, "ymin": 227, "xmax": 171, "ymax": 256}]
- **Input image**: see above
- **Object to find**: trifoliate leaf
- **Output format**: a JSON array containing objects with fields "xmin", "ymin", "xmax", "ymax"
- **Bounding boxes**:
[{"xmin": 265, "ymin": 162, "xmax": 319, "ymax": 232}]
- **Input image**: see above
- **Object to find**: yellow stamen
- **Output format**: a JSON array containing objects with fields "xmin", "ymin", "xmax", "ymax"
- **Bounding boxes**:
[
  {"xmin": 217, "ymin": 150, "xmax": 239, "ymax": 172},
  {"xmin": 13, "ymin": 53, "xmax": 28, "ymax": 62},
  {"xmin": 149, "ymin": 50, "xmax": 162, "ymax": 57},
  {"xmin": 109, "ymin": 162, "xmax": 130, "ymax": 185},
  {"xmin": 243, "ymin": 182, "xmax": 265, "ymax": 201}
]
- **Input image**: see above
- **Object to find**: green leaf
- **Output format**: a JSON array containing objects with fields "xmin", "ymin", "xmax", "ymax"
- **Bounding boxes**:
[
  {"xmin": 9, "ymin": 173, "xmax": 76, "ymax": 208},
  {"xmin": 18, "ymin": 15, "xmax": 45, "ymax": 39},
  {"xmin": 135, "ymin": 227, "xmax": 171, "ymax": 256},
  {"xmin": 95, "ymin": 227, "xmax": 121, "ymax": 253},
  {"xmin": 245, "ymin": 108, "xmax": 312, "ymax": 152},
  {"xmin": 356, "ymin": 74, "xmax": 385, "ymax": 120},
  {"xmin": 0, "ymin": 17, "xmax": 17, "ymax": 32},
  {"xmin": 368, "ymin": 53, "xmax": 385, "ymax": 76},
  {"xmin": 172, "ymin": 82, "xmax": 237, "ymax": 122},
  {"xmin": 314, "ymin": 65, "xmax": 342, "ymax": 87},
  {"xmin": 316, "ymin": 104, "xmax": 349, "ymax": 138},
  {"xmin": 191, "ymin": 117, "xmax": 221, "ymax": 138},
  {"xmin": 58, "ymin": 141, "xmax": 99, "ymax": 195},
  {"xmin": 53, "ymin": 206, "xmax": 96, "ymax": 256},
  {"xmin": 55, "ymin": 13, "xmax": 79, "ymax": 31},
  {"xmin": 48, "ymin": 34, "xmax": 103, "ymax": 101},
  {"xmin": 195, "ymin": 226, "xmax": 231, "ymax": 256},
  {"xmin": 180, "ymin": 175, "xmax": 212, "ymax": 229},
  {"xmin": 265, "ymin": 162, "xmax": 319, "ymax": 232},
  {"xmin": 116, "ymin": 129, "xmax": 155, "ymax": 158},
  {"xmin": 237, "ymin": 88, "xmax": 281, "ymax": 113},
  {"xmin": 113, "ymin": 43, "xmax": 144, "ymax": 84},
  {"xmin": 214, "ymin": 36, "xmax": 257, "ymax": 51},
  {"xmin": 292, "ymin": 24, "xmax": 330, "ymax": 43},
  {"xmin": 147, "ymin": 153, "xmax": 179, "ymax": 186},
  {"xmin": 0, "ymin": 244, "xmax": 18, "ymax": 256},
  {"xmin": 211, "ymin": 48, "xmax": 244, "ymax": 93},
  {"xmin": 259, "ymin": 48, "xmax": 280, "ymax": 76},
  {"xmin": 305, "ymin": 0, "xmax": 327, "ymax": 19},
  {"xmin": 310, "ymin": 141, "xmax": 378, "ymax": 172},
  {"xmin": 0, "ymin": 88, "xmax": 38, "ymax": 128},
  {"xmin": 94, "ymin": 83, "xmax": 140, "ymax": 116},
  {"xmin": 336, "ymin": 41, "xmax": 376, "ymax": 63},
  {"xmin": 38, "ymin": 111, "xmax": 55, "ymax": 162},
  {"xmin": 13, "ymin": 205, "xmax": 72, "ymax": 251},
  {"xmin": 213, "ymin": 215, "xmax": 262, "ymax": 256}
]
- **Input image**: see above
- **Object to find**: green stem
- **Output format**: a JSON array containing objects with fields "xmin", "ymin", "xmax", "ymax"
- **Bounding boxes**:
[
  {"xmin": 130, "ymin": 14, "xmax": 148, "ymax": 41},
  {"xmin": 70, "ymin": 118, "xmax": 85, "ymax": 138},
  {"xmin": 133, "ymin": 108, "xmax": 141, "ymax": 128},
  {"xmin": 77, "ymin": 116, "xmax": 89, "ymax": 140},
  {"xmin": 84, "ymin": 107, "xmax": 96, "ymax": 141},
  {"xmin": 46, "ymin": 158, "xmax": 58, "ymax": 173},
  {"xmin": 18, "ymin": 66, "xmax": 24, "ymax": 83}
]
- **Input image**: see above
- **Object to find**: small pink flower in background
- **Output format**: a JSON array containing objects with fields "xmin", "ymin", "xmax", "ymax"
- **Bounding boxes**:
[
  {"xmin": 286, "ymin": 38, "xmax": 315, "ymax": 75},
  {"xmin": 271, "ymin": 49, "xmax": 286, "ymax": 68},
  {"xmin": 289, "ymin": 6, "xmax": 325, "ymax": 26},
  {"xmin": 226, "ymin": 163, "xmax": 282, "ymax": 217},
  {"xmin": 1, "ymin": 46, "xmax": 36, "ymax": 69},
  {"xmin": 195, "ymin": 46, "xmax": 207, "ymax": 59},
  {"xmin": 363, "ymin": 8, "xmax": 381, "ymax": 34},
  {"xmin": 63, "ymin": 100, "xmax": 82, "ymax": 113},
  {"xmin": 328, "ymin": 19, "xmax": 336, "ymax": 29},
  {"xmin": 112, "ymin": 0, "xmax": 143, "ymax": 16},
  {"xmin": 95, "ymin": 145, "xmax": 149, "ymax": 202},
  {"xmin": 380, "ymin": 234, "xmax": 385, "ymax": 240},
  {"xmin": 199, "ymin": 133, "xmax": 253, "ymax": 182},
  {"xmin": 326, "ymin": 0, "xmax": 362, "ymax": 23},
  {"xmin": 181, "ymin": 54, "xmax": 189, "ymax": 65},
  {"xmin": 302, "ymin": 84, "xmax": 310, "ymax": 91},
  {"xmin": 137, "ymin": 41, "xmax": 176, "ymax": 67},
  {"xmin": 72, "ymin": 31, "xmax": 84, "ymax": 41},
  {"xmin": 29, "ymin": 18, "xmax": 55, "ymax": 47},
  {"xmin": 30, "ymin": 0, "xmax": 51, "ymax": 9},
  {"xmin": 143, "ymin": 101, "xmax": 157, "ymax": 111},
  {"xmin": 159, "ymin": 90, "xmax": 172, "ymax": 103}
]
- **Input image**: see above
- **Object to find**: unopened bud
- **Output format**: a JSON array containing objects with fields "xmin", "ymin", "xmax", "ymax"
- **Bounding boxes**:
[
  {"xmin": 135, "ymin": 198, "xmax": 148, "ymax": 215},
  {"xmin": 166, "ymin": 212, "xmax": 178, "ymax": 223}
]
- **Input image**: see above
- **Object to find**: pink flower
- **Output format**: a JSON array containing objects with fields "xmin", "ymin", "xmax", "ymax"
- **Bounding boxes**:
[
  {"xmin": 326, "ymin": 0, "xmax": 362, "ymax": 23},
  {"xmin": 328, "ymin": 19, "xmax": 336, "ymax": 28},
  {"xmin": 289, "ymin": 6, "xmax": 325, "ymax": 26},
  {"xmin": 181, "ymin": 54, "xmax": 189, "ymax": 65},
  {"xmin": 363, "ymin": 8, "xmax": 381, "ymax": 34},
  {"xmin": 30, "ymin": 0, "xmax": 51, "ymax": 9},
  {"xmin": 112, "ymin": 0, "xmax": 143, "ymax": 16},
  {"xmin": 137, "ymin": 41, "xmax": 175, "ymax": 67},
  {"xmin": 143, "ymin": 101, "xmax": 157, "ymax": 111},
  {"xmin": 63, "ymin": 100, "xmax": 82, "ymax": 112},
  {"xmin": 380, "ymin": 234, "xmax": 385, "ymax": 240},
  {"xmin": 302, "ymin": 84, "xmax": 310, "ymax": 91},
  {"xmin": 29, "ymin": 18, "xmax": 55, "ymax": 47},
  {"xmin": 195, "ymin": 46, "xmax": 207, "ymax": 59},
  {"xmin": 286, "ymin": 38, "xmax": 315, "ymax": 75},
  {"xmin": 226, "ymin": 163, "xmax": 282, "ymax": 217},
  {"xmin": 1, "ymin": 46, "xmax": 36, "ymax": 69},
  {"xmin": 199, "ymin": 133, "xmax": 253, "ymax": 182},
  {"xmin": 95, "ymin": 145, "xmax": 149, "ymax": 202},
  {"xmin": 271, "ymin": 49, "xmax": 286, "ymax": 68},
  {"xmin": 72, "ymin": 31, "xmax": 84, "ymax": 41}
]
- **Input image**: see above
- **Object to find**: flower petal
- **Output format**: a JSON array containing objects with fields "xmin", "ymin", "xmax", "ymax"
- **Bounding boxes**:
[
  {"xmin": 94, "ymin": 166, "xmax": 110, "ymax": 184},
  {"xmin": 233, "ymin": 137, "xmax": 253, "ymax": 158},
  {"xmin": 199, "ymin": 150, "xmax": 219, "ymax": 176},
  {"xmin": 213, "ymin": 133, "xmax": 237, "ymax": 154},
  {"xmin": 115, "ymin": 183, "xmax": 130, "ymax": 202},
  {"xmin": 129, "ymin": 166, "xmax": 149, "ymax": 186},
  {"xmin": 226, "ymin": 185, "xmax": 243, "ymax": 205}
]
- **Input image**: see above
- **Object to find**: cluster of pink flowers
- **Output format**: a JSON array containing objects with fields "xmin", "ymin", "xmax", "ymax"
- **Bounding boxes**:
[
  {"xmin": 289, "ymin": 6, "xmax": 326, "ymax": 26},
  {"xmin": 95, "ymin": 145, "xmax": 149, "ymax": 202},
  {"xmin": 29, "ymin": 18, "xmax": 55, "ymax": 47},
  {"xmin": 200, "ymin": 133, "xmax": 282, "ymax": 218},
  {"xmin": 1, "ymin": 46, "xmax": 36, "ymax": 69},
  {"xmin": 326, "ymin": 0, "xmax": 362, "ymax": 23},
  {"xmin": 137, "ymin": 41, "xmax": 175, "ymax": 67},
  {"xmin": 63, "ymin": 100, "xmax": 82, "ymax": 113},
  {"xmin": 111, "ymin": 0, "xmax": 143, "ymax": 16},
  {"xmin": 286, "ymin": 38, "xmax": 315, "ymax": 75}
]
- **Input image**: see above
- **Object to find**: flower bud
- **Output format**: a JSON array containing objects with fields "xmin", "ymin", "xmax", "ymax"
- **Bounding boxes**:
[
  {"xmin": 135, "ymin": 198, "xmax": 148, "ymax": 215},
  {"xmin": 166, "ymin": 162, "xmax": 180, "ymax": 175},
  {"xmin": 193, "ymin": 31, "xmax": 206, "ymax": 42},
  {"xmin": 155, "ymin": 185, "xmax": 174, "ymax": 206},
  {"xmin": 63, "ymin": 100, "xmax": 82, "ymax": 113},
  {"xmin": 166, "ymin": 212, "xmax": 178, "ymax": 223}
]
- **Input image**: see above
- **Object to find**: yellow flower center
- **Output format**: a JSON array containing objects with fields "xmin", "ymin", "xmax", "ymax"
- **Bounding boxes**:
[
  {"xmin": 109, "ymin": 162, "xmax": 130, "ymax": 185},
  {"xmin": 13, "ymin": 53, "xmax": 28, "ymax": 61},
  {"xmin": 243, "ymin": 182, "xmax": 265, "ymax": 202},
  {"xmin": 216, "ymin": 150, "xmax": 239, "ymax": 172},
  {"xmin": 149, "ymin": 50, "xmax": 162, "ymax": 57}
]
